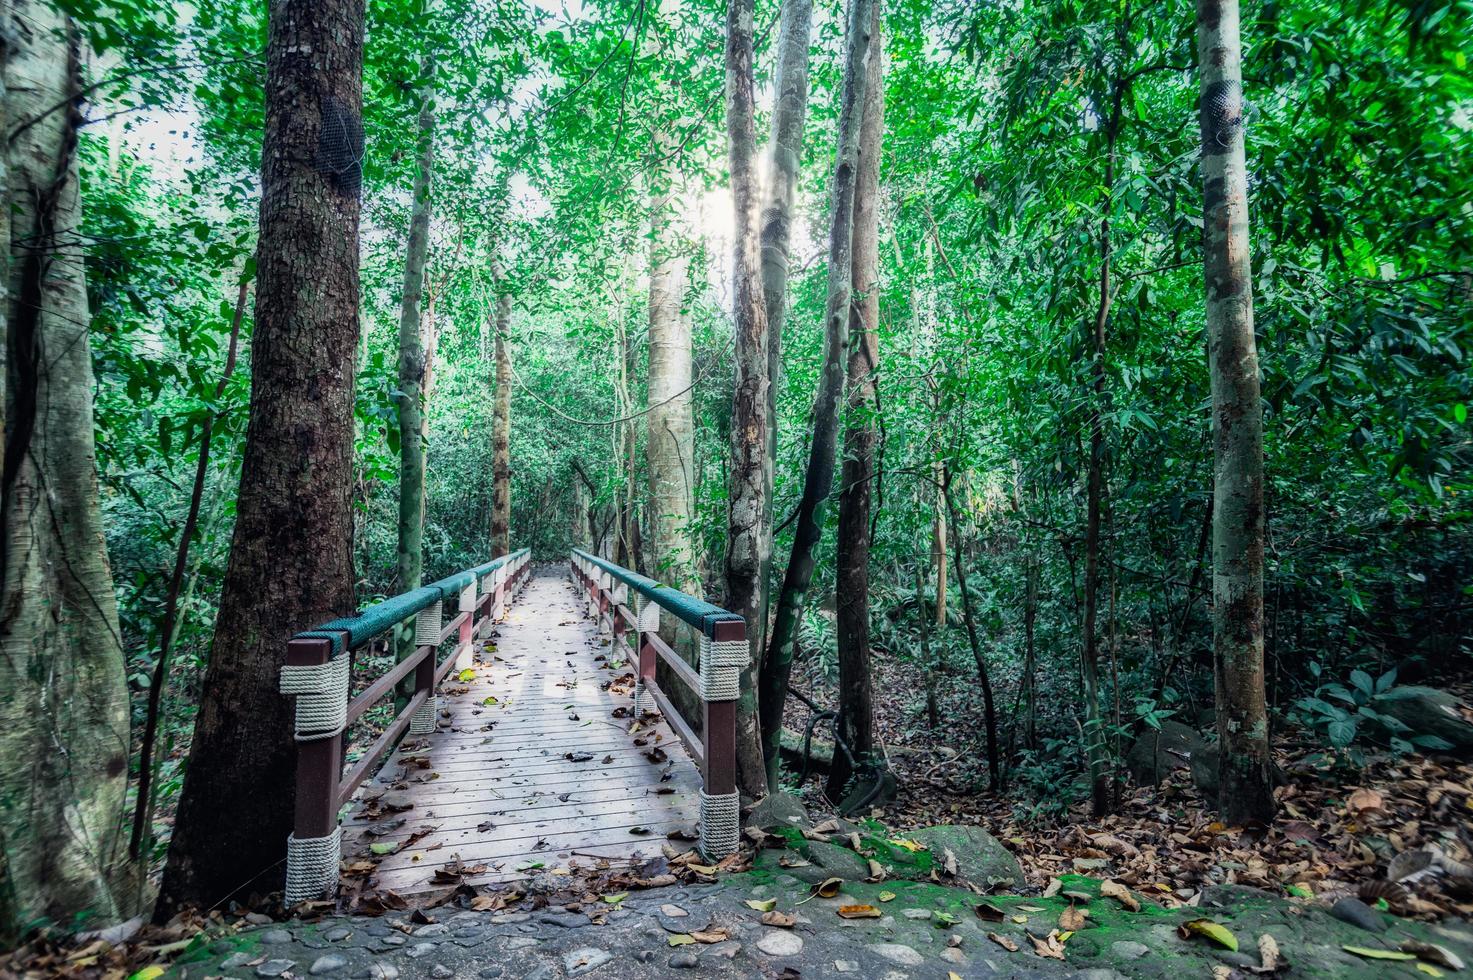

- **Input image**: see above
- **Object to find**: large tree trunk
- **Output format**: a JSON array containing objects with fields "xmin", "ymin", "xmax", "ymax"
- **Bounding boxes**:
[
  {"xmin": 157, "ymin": 0, "xmax": 363, "ymax": 915},
  {"xmin": 721, "ymin": 0, "xmax": 771, "ymax": 801},
  {"xmin": 646, "ymin": 154, "xmax": 698, "ymax": 592},
  {"xmin": 760, "ymin": 0, "xmax": 877, "ymax": 787},
  {"xmin": 828, "ymin": 12, "xmax": 884, "ymax": 801},
  {"xmin": 395, "ymin": 39, "xmax": 436, "ymax": 595},
  {"xmin": 490, "ymin": 264, "xmax": 512, "ymax": 558},
  {"xmin": 0, "ymin": 1, "xmax": 140, "ymax": 936},
  {"xmin": 758, "ymin": 0, "xmax": 814, "ymax": 655},
  {"xmin": 1199, "ymin": 0, "xmax": 1275, "ymax": 825}
]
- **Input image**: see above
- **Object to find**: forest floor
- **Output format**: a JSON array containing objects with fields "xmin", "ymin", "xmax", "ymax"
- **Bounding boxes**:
[
  {"xmin": 784, "ymin": 646, "xmax": 1473, "ymax": 922},
  {"xmin": 11, "ymin": 578, "xmax": 1473, "ymax": 978}
]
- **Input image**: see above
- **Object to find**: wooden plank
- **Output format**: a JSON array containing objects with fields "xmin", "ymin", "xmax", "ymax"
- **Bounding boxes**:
[
  {"xmin": 648, "ymin": 631, "xmax": 700, "ymax": 695},
  {"xmin": 347, "ymin": 791, "xmax": 698, "ymax": 837},
  {"xmin": 339, "ymin": 569, "xmax": 702, "ymax": 894}
]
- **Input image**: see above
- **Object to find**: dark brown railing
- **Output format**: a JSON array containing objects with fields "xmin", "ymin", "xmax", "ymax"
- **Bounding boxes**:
[
  {"xmin": 280, "ymin": 549, "xmax": 531, "ymax": 904},
  {"xmin": 569, "ymin": 549, "xmax": 744, "ymax": 859}
]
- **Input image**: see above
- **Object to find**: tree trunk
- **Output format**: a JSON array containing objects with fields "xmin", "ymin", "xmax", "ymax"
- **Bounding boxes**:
[
  {"xmin": 722, "ymin": 0, "xmax": 771, "ymax": 801},
  {"xmin": 490, "ymin": 264, "xmax": 512, "ymax": 559},
  {"xmin": 1081, "ymin": 86, "xmax": 1123, "ymax": 819},
  {"xmin": 0, "ymin": 1, "xmax": 140, "ymax": 936},
  {"xmin": 758, "ymin": 0, "xmax": 814, "ymax": 655},
  {"xmin": 646, "ymin": 153, "xmax": 698, "ymax": 592},
  {"xmin": 396, "ymin": 38, "xmax": 435, "ymax": 595},
  {"xmin": 1198, "ymin": 0, "xmax": 1275, "ymax": 825},
  {"xmin": 156, "ymin": 0, "xmax": 363, "ymax": 915},
  {"xmin": 942, "ymin": 472, "xmax": 1000, "ymax": 791},
  {"xmin": 828, "ymin": 11, "xmax": 884, "ymax": 801},
  {"xmin": 760, "ymin": 0, "xmax": 877, "ymax": 787}
]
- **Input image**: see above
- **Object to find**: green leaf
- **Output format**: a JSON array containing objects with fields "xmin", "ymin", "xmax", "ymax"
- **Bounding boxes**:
[{"xmin": 1343, "ymin": 947, "xmax": 1416, "ymax": 961}]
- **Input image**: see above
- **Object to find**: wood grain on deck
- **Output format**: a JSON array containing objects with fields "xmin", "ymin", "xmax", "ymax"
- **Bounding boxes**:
[{"xmin": 344, "ymin": 568, "xmax": 701, "ymax": 894}]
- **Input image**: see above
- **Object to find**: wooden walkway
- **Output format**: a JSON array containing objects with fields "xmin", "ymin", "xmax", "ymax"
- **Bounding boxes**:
[{"xmin": 342, "ymin": 568, "xmax": 702, "ymax": 894}]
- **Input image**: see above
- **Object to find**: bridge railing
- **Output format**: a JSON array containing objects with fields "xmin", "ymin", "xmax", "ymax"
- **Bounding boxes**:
[
  {"xmin": 568, "ymin": 549, "xmax": 743, "ymax": 860},
  {"xmin": 280, "ymin": 548, "xmax": 532, "ymax": 904}
]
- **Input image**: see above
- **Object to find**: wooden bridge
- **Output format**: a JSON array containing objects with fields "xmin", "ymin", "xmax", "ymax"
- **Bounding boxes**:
[{"xmin": 279, "ymin": 550, "xmax": 746, "ymax": 903}]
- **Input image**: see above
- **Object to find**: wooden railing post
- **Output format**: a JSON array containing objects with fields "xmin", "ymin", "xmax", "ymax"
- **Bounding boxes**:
[
  {"xmin": 282, "ymin": 635, "xmax": 345, "ymax": 905},
  {"xmin": 634, "ymin": 597, "xmax": 659, "ymax": 717},
  {"xmin": 455, "ymin": 580, "xmax": 476, "ymax": 671},
  {"xmin": 699, "ymin": 618, "xmax": 744, "ymax": 860}
]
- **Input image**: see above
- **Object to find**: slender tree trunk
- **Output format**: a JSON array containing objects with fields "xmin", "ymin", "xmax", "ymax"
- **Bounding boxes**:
[
  {"xmin": 131, "ymin": 276, "xmax": 249, "ymax": 862},
  {"xmin": 396, "ymin": 38, "xmax": 436, "ymax": 595},
  {"xmin": 1080, "ymin": 87, "xmax": 1123, "ymax": 819},
  {"xmin": 1199, "ymin": 0, "xmax": 1275, "ymax": 825},
  {"xmin": 490, "ymin": 263, "xmax": 512, "ymax": 558},
  {"xmin": 1023, "ymin": 553, "xmax": 1039, "ymax": 749},
  {"xmin": 0, "ymin": 2, "xmax": 140, "ymax": 935},
  {"xmin": 722, "ymin": 0, "xmax": 771, "ymax": 800},
  {"xmin": 646, "ymin": 154, "xmax": 698, "ymax": 591},
  {"xmin": 760, "ymin": 0, "xmax": 877, "ymax": 786},
  {"xmin": 942, "ymin": 472, "xmax": 1000, "ymax": 792},
  {"xmin": 157, "ymin": 0, "xmax": 363, "ymax": 915},
  {"xmin": 829, "ymin": 13, "xmax": 884, "ymax": 801},
  {"xmin": 758, "ymin": 0, "xmax": 814, "ymax": 656}
]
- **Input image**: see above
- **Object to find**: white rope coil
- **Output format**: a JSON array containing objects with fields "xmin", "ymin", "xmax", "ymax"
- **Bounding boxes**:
[
  {"xmin": 410, "ymin": 695, "xmax": 439, "ymax": 734},
  {"xmin": 280, "ymin": 654, "xmax": 350, "ymax": 741},
  {"xmin": 414, "ymin": 600, "xmax": 443, "ymax": 646},
  {"xmin": 698, "ymin": 635, "xmax": 747, "ymax": 702},
  {"xmin": 633, "ymin": 680, "xmax": 648, "ymax": 716},
  {"xmin": 637, "ymin": 598, "xmax": 660, "ymax": 632},
  {"xmin": 285, "ymin": 826, "xmax": 342, "ymax": 905},
  {"xmin": 698, "ymin": 790, "xmax": 740, "ymax": 860}
]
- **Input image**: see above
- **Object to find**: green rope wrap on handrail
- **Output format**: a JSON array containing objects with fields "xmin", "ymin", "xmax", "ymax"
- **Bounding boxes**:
[
  {"xmin": 571, "ymin": 548, "xmax": 741, "ymax": 637},
  {"xmin": 293, "ymin": 548, "xmax": 530, "ymax": 651}
]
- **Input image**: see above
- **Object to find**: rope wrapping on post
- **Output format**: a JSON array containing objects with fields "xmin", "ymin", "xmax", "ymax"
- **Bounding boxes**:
[
  {"xmin": 698, "ymin": 634, "xmax": 746, "ymax": 703},
  {"xmin": 280, "ymin": 654, "xmax": 350, "ymax": 741},
  {"xmin": 285, "ymin": 826, "xmax": 342, "ymax": 905},
  {"xmin": 698, "ymin": 790, "xmax": 740, "ymax": 859},
  {"xmin": 414, "ymin": 600, "xmax": 442, "ymax": 646},
  {"xmin": 410, "ymin": 696, "xmax": 439, "ymax": 734}
]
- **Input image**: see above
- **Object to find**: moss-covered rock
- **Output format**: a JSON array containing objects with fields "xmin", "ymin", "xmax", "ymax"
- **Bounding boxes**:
[
  {"xmin": 747, "ymin": 792, "xmax": 811, "ymax": 833},
  {"xmin": 895, "ymin": 825, "xmax": 1025, "ymax": 888}
]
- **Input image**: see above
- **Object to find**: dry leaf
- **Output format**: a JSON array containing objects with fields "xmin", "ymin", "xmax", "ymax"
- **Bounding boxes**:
[
  {"xmin": 975, "ymin": 903, "xmax": 1005, "ymax": 922},
  {"xmin": 1348, "ymin": 787, "xmax": 1386, "ymax": 815},
  {"xmin": 1030, "ymin": 930, "xmax": 1066, "ymax": 960},
  {"xmin": 1042, "ymin": 878, "xmax": 1063, "ymax": 898},
  {"xmin": 761, "ymin": 910, "xmax": 797, "ymax": 928},
  {"xmin": 1401, "ymin": 941, "xmax": 1466, "ymax": 971},
  {"xmin": 690, "ymin": 928, "xmax": 730, "ymax": 944},
  {"xmin": 1059, "ymin": 906, "xmax": 1089, "ymax": 932},
  {"xmin": 837, "ymin": 904, "xmax": 882, "ymax": 919},
  {"xmin": 813, "ymin": 877, "xmax": 843, "ymax": 898},
  {"xmin": 1100, "ymin": 879, "xmax": 1141, "ymax": 912},
  {"xmin": 745, "ymin": 899, "xmax": 776, "ymax": 912},
  {"xmin": 988, "ymin": 932, "xmax": 1019, "ymax": 952},
  {"xmin": 865, "ymin": 859, "xmax": 887, "ymax": 882}
]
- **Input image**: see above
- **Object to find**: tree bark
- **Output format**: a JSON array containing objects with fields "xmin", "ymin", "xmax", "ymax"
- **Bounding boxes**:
[
  {"xmin": 758, "ymin": 0, "xmax": 814, "ymax": 656},
  {"xmin": 396, "ymin": 37, "xmax": 436, "ymax": 595},
  {"xmin": 1198, "ymin": 0, "xmax": 1275, "ymax": 825},
  {"xmin": 722, "ymin": 0, "xmax": 771, "ymax": 801},
  {"xmin": 646, "ymin": 151, "xmax": 698, "ymax": 593},
  {"xmin": 760, "ymin": 0, "xmax": 877, "ymax": 787},
  {"xmin": 156, "ymin": 0, "xmax": 363, "ymax": 915},
  {"xmin": 490, "ymin": 262, "xmax": 512, "ymax": 559},
  {"xmin": 0, "ymin": 1, "xmax": 140, "ymax": 936},
  {"xmin": 1081, "ymin": 85, "xmax": 1124, "ymax": 819},
  {"xmin": 942, "ymin": 472, "xmax": 1001, "ymax": 792},
  {"xmin": 828, "ymin": 12, "xmax": 884, "ymax": 801}
]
